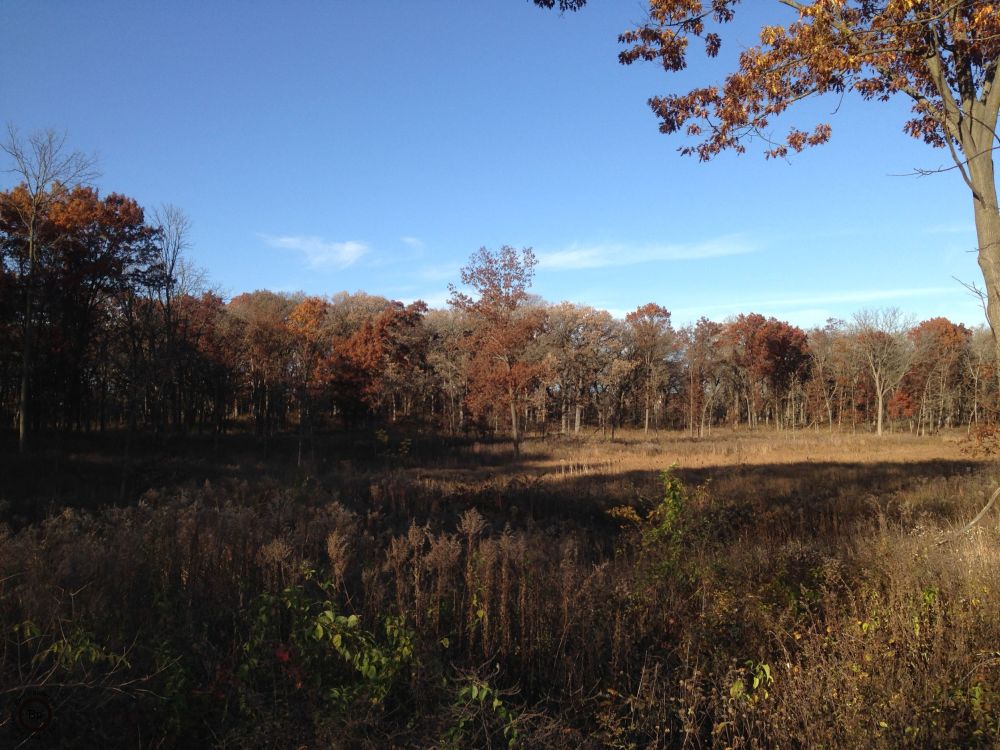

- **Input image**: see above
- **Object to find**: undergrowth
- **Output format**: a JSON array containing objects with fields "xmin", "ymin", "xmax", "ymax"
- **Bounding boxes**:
[{"xmin": 1, "ymin": 450, "xmax": 998, "ymax": 747}]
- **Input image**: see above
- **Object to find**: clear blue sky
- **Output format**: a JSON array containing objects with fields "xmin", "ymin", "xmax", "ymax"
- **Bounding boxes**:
[{"xmin": 0, "ymin": 1, "xmax": 984, "ymax": 328}]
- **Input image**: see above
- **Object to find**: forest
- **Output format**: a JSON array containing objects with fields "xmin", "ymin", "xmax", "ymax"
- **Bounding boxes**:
[{"xmin": 0, "ymin": 181, "xmax": 993, "ymax": 457}]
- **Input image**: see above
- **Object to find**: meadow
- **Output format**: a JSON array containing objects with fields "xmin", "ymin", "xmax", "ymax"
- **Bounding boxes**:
[{"xmin": 2, "ymin": 428, "xmax": 998, "ymax": 748}]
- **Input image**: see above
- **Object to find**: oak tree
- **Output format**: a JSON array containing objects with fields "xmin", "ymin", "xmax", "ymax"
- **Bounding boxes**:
[
  {"xmin": 338, "ymin": 300, "xmax": 429, "ymax": 420},
  {"xmin": 902, "ymin": 316, "xmax": 971, "ymax": 432},
  {"xmin": 449, "ymin": 246, "xmax": 543, "ymax": 454},
  {"xmin": 625, "ymin": 303, "xmax": 676, "ymax": 434}
]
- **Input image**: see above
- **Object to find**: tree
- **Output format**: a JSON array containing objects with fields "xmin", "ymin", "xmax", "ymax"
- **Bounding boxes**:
[
  {"xmin": 721, "ymin": 313, "xmax": 810, "ymax": 429},
  {"xmin": 757, "ymin": 317, "xmax": 812, "ymax": 428},
  {"xmin": 150, "ymin": 205, "xmax": 197, "ymax": 431},
  {"xmin": 540, "ymin": 1, "xmax": 1000, "ymax": 360},
  {"xmin": 174, "ymin": 292, "xmax": 231, "ymax": 434},
  {"xmin": 902, "ymin": 317, "xmax": 970, "ymax": 432},
  {"xmin": 966, "ymin": 324, "xmax": 997, "ymax": 426},
  {"xmin": 51, "ymin": 188, "xmax": 163, "ymax": 431},
  {"xmin": 625, "ymin": 303, "xmax": 676, "ymax": 434},
  {"xmin": 807, "ymin": 318, "xmax": 851, "ymax": 430},
  {"xmin": 337, "ymin": 300, "xmax": 429, "ymax": 420},
  {"xmin": 852, "ymin": 307, "xmax": 915, "ymax": 435},
  {"xmin": 531, "ymin": 0, "xmax": 586, "ymax": 9},
  {"xmin": 227, "ymin": 291, "xmax": 295, "ymax": 440},
  {"xmin": 594, "ymin": 329, "xmax": 638, "ymax": 440},
  {"xmin": 542, "ymin": 303, "xmax": 618, "ymax": 434},
  {"xmin": 0, "ymin": 182, "xmax": 162, "ymax": 438},
  {"xmin": 448, "ymin": 246, "xmax": 542, "ymax": 455},
  {"xmin": 288, "ymin": 296, "xmax": 330, "ymax": 464},
  {"xmin": 681, "ymin": 317, "xmax": 724, "ymax": 436},
  {"xmin": 426, "ymin": 308, "xmax": 471, "ymax": 434},
  {"xmin": 1, "ymin": 126, "xmax": 96, "ymax": 453}
]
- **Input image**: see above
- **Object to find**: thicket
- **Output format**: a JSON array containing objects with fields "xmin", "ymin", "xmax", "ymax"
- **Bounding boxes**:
[{"xmin": 2, "ymin": 440, "xmax": 998, "ymax": 748}]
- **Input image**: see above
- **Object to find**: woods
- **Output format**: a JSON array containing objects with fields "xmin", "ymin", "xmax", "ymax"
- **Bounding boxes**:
[{"xmin": 0, "ymin": 185, "xmax": 994, "ymax": 447}]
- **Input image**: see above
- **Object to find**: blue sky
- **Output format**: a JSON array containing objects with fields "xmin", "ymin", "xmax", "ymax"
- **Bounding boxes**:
[{"xmin": 0, "ymin": 1, "xmax": 984, "ymax": 328}]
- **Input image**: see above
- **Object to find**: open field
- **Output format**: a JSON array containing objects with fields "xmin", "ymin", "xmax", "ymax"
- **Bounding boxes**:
[{"xmin": 2, "ymin": 429, "xmax": 999, "ymax": 748}]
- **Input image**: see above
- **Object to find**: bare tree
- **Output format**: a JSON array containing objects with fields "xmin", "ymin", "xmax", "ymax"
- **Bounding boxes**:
[
  {"xmin": 852, "ymin": 308, "xmax": 915, "ymax": 436},
  {"xmin": 2, "ymin": 125, "xmax": 97, "ymax": 454},
  {"xmin": 152, "ymin": 204, "xmax": 209, "ymax": 299},
  {"xmin": 966, "ymin": 325, "xmax": 996, "ymax": 428},
  {"xmin": 152, "ymin": 205, "xmax": 190, "ymax": 301},
  {"xmin": 151, "ymin": 205, "xmax": 197, "ymax": 431}
]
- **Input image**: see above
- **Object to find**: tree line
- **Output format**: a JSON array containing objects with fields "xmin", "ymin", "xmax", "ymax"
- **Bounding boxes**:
[{"xmin": 0, "ymin": 168, "xmax": 993, "ymax": 452}]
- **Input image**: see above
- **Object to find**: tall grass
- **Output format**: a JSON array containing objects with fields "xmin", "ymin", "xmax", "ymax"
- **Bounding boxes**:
[{"xmin": 1, "ymin": 431, "xmax": 997, "ymax": 747}]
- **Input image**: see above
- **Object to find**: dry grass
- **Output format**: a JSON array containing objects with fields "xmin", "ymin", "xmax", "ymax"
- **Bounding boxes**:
[{"xmin": 1, "ymin": 429, "xmax": 998, "ymax": 747}]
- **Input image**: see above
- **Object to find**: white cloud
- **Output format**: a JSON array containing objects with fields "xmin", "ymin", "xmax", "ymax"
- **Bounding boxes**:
[
  {"xmin": 673, "ymin": 286, "xmax": 963, "ymax": 318},
  {"xmin": 261, "ymin": 234, "xmax": 368, "ymax": 270},
  {"xmin": 538, "ymin": 234, "xmax": 755, "ymax": 270},
  {"xmin": 401, "ymin": 236, "xmax": 425, "ymax": 250}
]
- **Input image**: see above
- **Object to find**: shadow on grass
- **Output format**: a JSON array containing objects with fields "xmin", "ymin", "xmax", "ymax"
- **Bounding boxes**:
[
  {"xmin": 0, "ymin": 429, "xmax": 555, "ymax": 525},
  {"xmin": 1, "ymin": 425, "xmax": 986, "ymax": 543}
]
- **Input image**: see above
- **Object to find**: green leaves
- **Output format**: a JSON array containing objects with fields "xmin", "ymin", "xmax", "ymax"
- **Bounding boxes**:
[
  {"xmin": 449, "ymin": 677, "xmax": 521, "ymax": 748},
  {"xmin": 240, "ymin": 574, "xmax": 414, "ymax": 715},
  {"xmin": 730, "ymin": 660, "xmax": 774, "ymax": 705}
]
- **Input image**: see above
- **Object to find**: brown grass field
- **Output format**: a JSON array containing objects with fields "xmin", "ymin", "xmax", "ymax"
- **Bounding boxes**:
[{"xmin": 2, "ymin": 428, "xmax": 999, "ymax": 748}]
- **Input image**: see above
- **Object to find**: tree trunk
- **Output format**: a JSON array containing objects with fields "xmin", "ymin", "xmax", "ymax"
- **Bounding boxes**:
[
  {"xmin": 689, "ymin": 369, "xmax": 695, "ymax": 437},
  {"xmin": 876, "ymin": 388, "xmax": 884, "ymax": 436},
  {"xmin": 966, "ymin": 90, "xmax": 1000, "ymax": 365},
  {"xmin": 975, "ymin": 197, "xmax": 1000, "ymax": 364},
  {"xmin": 509, "ymin": 386, "xmax": 519, "ymax": 456},
  {"xmin": 18, "ymin": 237, "xmax": 35, "ymax": 455}
]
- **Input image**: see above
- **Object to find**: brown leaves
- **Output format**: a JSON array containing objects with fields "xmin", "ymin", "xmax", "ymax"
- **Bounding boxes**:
[
  {"xmin": 449, "ymin": 247, "xmax": 544, "ymax": 435},
  {"xmin": 611, "ymin": 0, "xmax": 998, "ymax": 160}
]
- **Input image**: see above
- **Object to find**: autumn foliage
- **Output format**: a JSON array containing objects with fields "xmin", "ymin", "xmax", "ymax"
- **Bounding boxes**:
[{"xmin": 2, "ymin": 181, "xmax": 1000, "ymax": 447}]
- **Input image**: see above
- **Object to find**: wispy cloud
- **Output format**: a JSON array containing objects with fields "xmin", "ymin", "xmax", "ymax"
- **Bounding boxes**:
[
  {"xmin": 538, "ymin": 234, "xmax": 755, "ymax": 270},
  {"xmin": 260, "ymin": 234, "xmax": 368, "ymax": 270},
  {"xmin": 673, "ymin": 286, "xmax": 963, "ymax": 318},
  {"xmin": 401, "ymin": 236, "xmax": 425, "ymax": 250}
]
